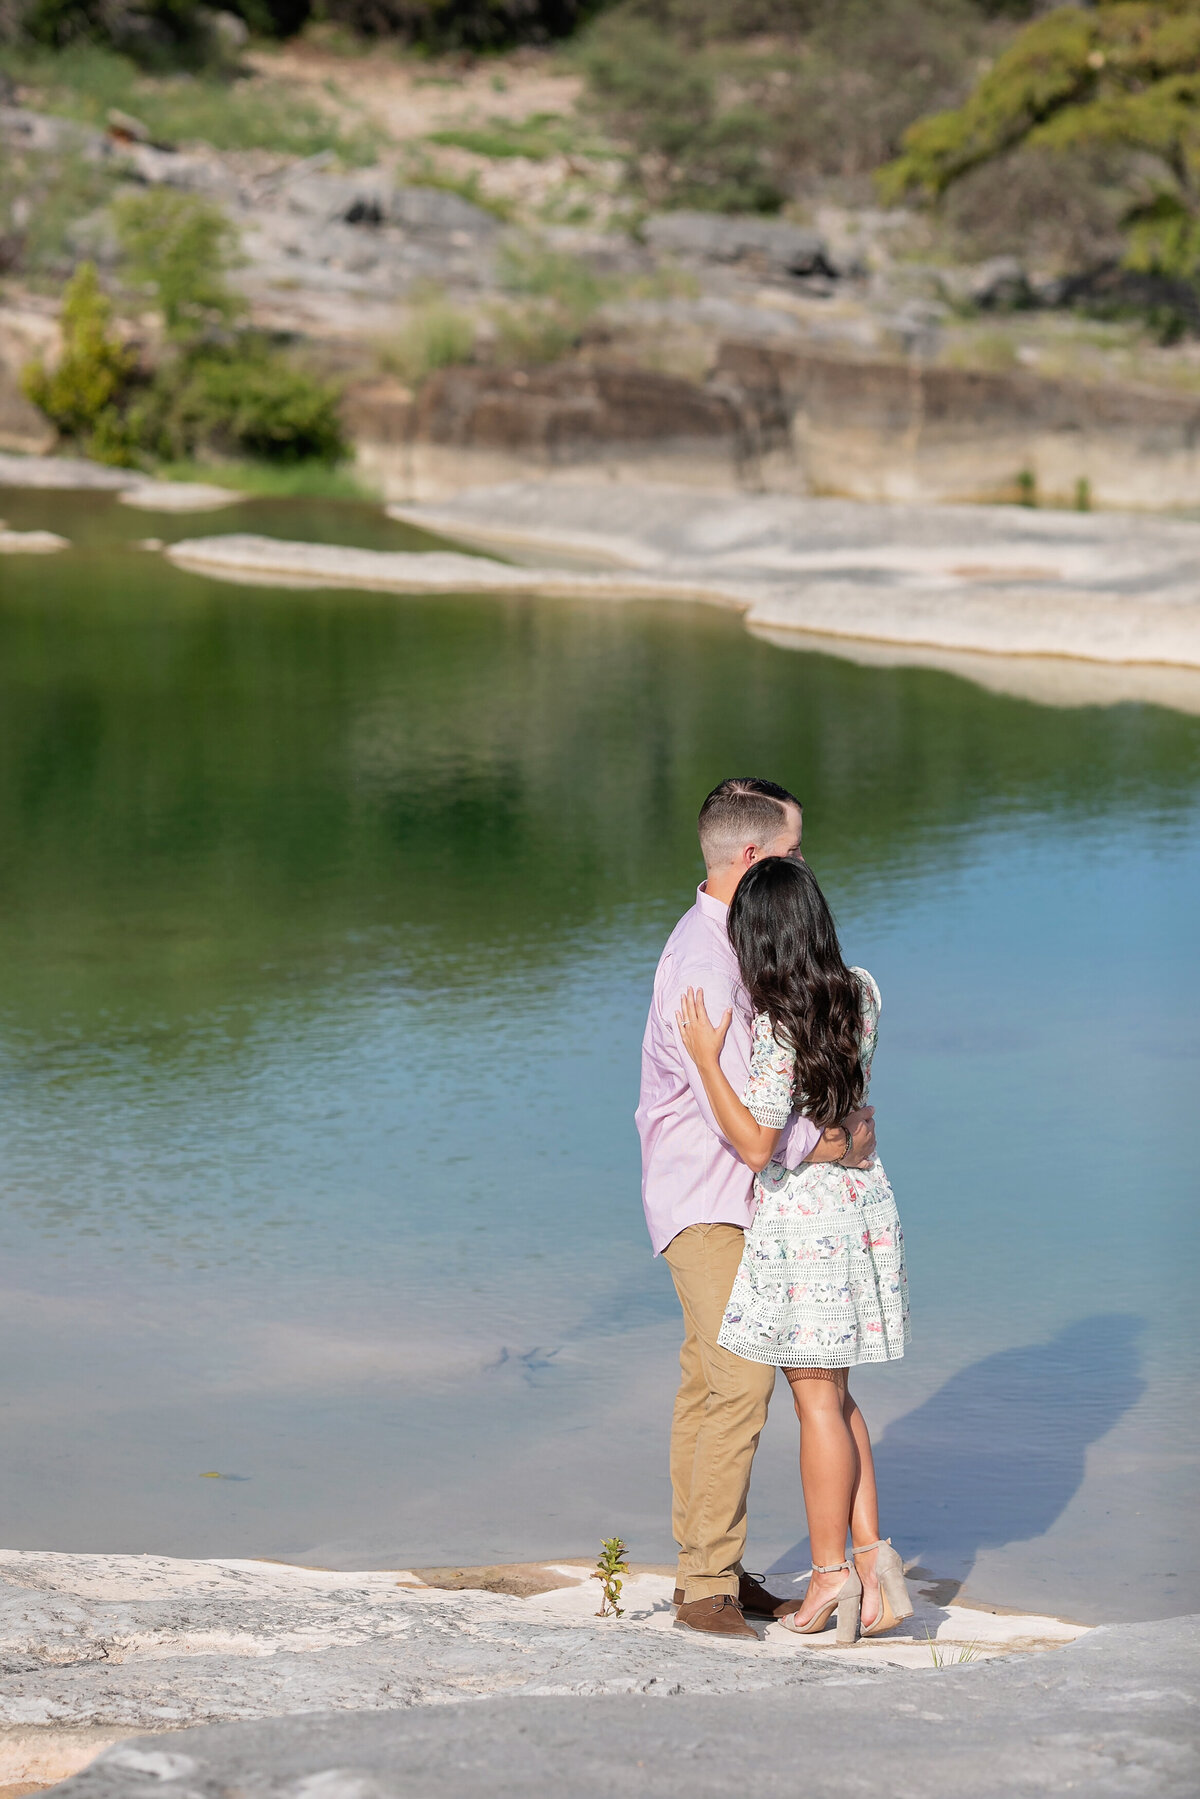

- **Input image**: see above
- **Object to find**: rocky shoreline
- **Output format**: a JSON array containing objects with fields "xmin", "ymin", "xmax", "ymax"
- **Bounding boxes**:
[
  {"xmin": 166, "ymin": 482, "xmax": 1200, "ymax": 713},
  {"xmin": 0, "ymin": 1548, "xmax": 1095, "ymax": 1792},
  {"xmin": 4, "ymin": 452, "xmax": 1199, "ymax": 715},
  {"xmin": 53, "ymin": 1613, "xmax": 1198, "ymax": 1799},
  {"xmin": 5, "ymin": 90, "xmax": 1200, "ymax": 516},
  {"xmin": 0, "ymin": 1548, "xmax": 1189, "ymax": 1797}
]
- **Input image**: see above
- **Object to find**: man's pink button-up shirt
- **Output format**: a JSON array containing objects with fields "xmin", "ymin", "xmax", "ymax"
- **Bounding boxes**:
[{"xmin": 636, "ymin": 884, "xmax": 821, "ymax": 1255}]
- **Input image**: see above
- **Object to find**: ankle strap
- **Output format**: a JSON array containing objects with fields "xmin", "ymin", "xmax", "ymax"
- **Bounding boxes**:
[
  {"xmin": 799, "ymin": 1560, "xmax": 850, "ymax": 1578},
  {"xmin": 852, "ymin": 1539, "xmax": 890, "ymax": 1553}
]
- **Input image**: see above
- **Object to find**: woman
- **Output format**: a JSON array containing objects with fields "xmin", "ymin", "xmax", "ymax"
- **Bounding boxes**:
[{"xmin": 676, "ymin": 855, "xmax": 911, "ymax": 1645}]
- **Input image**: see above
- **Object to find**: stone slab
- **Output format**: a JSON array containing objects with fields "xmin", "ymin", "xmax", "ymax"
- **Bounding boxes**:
[
  {"xmin": 163, "ymin": 480, "xmax": 1200, "ymax": 691},
  {"xmin": 0, "ymin": 456, "xmax": 241, "ymax": 513},
  {"xmin": 115, "ymin": 482, "xmax": 243, "ymax": 513},
  {"xmin": 385, "ymin": 483, "xmax": 1200, "ymax": 704},
  {"xmin": 0, "ymin": 454, "xmax": 131, "ymax": 491},
  {"xmin": 50, "ymin": 1613, "xmax": 1200, "ymax": 1798},
  {"xmin": 0, "ymin": 529, "xmax": 67, "ymax": 552},
  {"xmin": 0, "ymin": 1551, "xmax": 1090, "ymax": 1787}
]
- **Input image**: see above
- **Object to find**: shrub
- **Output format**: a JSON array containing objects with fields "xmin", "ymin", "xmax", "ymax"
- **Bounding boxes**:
[
  {"xmin": 20, "ymin": 260, "xmax": 139, "ymax": 462},
  {"xmin": 941, "ymin": 142, "xmax": 1127, "ymax": 273},
  {"xmin": 488, "ymin": 236, "xmax": 613, "ymax": 364},
  {"xmin": 579, "ymin": 14, "xmax": 783, "ymax": 212},
  {"xmin": 315, "ymin": 0, "xmax": 591, "ymax": 50},
  {"xmin": 136, "ymin": 341, "xmax": 349, "ymax": 463},
  {"xmin": 113, "ymin": 188, "xmax": 243, "ymax": 340},
  {"xmin": 776, "ymin": 0, "xmax": 995, "ymax": 186},
  {"xmin": 2, "ymin": 0, "xmax": 230, "ymax": 67},
  {"xmin": 578, "ymin": 0, "xmax": 993, "ymax": 211},
  {"xmin": 496, "ymin": 235, "xmax": 610, "ymax": 318},
  {"xmin": 0, "ymin": 144, "xmax": 119, "ymax": 279},
  {"xmin": 23, "ymin": 214, "xmax": 349, "ymax": 467},
  {"xmin": 489, "ymin": 299, "xmax": 579, "ymax": 364},
  {"xmin": 382, "ymin": 297, "xmax": 476, "ymax": 383},
  {"xmin": 880, "ymin": 0, "xmax": 1200, "ymax": 305}
]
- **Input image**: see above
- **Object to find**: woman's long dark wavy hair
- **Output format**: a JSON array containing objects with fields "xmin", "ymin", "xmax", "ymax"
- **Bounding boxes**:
[{"xmin": 728, "ymin": 857, "xmax": 863, "ymax": 1128}]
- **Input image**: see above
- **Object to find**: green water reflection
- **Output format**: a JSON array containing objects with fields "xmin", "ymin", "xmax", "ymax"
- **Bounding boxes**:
[{"xmin": 1, "ymin": 491, "xmax": 1195, "ymax": 1022}]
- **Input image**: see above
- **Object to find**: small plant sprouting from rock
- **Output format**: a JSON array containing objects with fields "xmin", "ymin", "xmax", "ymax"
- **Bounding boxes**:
[
  {"xmin": 592, "ymin": 1537, "xmax": 630, "ymax": 1618},
  {"xmin": 925, "ymin": 1627, "xmax": 983, "ymax": 1667}
]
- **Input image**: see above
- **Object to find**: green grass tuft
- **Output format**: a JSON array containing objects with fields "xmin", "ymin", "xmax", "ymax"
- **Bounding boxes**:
[
  {"xmin": 427, "ymin": 112, "xmax": 609, "ymax": 163},
  {"xmin": 154, "ymin": 459, "xmax": 377, "ymax": 500},
  {"xmin": 0, "ymin": 44, "xmax": 381, "ymax": 162},
  {"xmin": 380, "ymin": 298, "xmax": 477, "ymax": 385}
]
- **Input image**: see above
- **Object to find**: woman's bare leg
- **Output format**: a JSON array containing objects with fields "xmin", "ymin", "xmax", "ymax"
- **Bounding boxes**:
[
  {"xmin": 784, "ymin": 1368, "xmax": 856, "ymax": 1627},
  {"xmin": 843, "ymin": 1386, "xmax": 883, "ymax": 1628}
]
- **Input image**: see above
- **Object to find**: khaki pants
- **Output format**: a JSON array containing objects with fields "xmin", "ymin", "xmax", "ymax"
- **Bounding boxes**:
[{"xmin": 662, "ymin": 1222, "xmax": 777, "ymax": 1602}]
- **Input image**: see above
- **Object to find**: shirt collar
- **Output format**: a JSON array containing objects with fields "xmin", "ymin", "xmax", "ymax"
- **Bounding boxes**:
[{"xmin": 696, "ymin": 882, "xmax": 729, "ymax": 924}]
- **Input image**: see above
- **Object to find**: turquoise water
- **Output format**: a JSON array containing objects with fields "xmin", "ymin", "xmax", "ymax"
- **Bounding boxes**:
[{"xmin": 0, "ymin": 486, "xmax": 1196, "ymax": 1622}]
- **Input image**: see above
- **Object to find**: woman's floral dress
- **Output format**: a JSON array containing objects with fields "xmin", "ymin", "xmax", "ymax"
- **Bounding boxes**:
[{"xmin": 718, "ymin": 968, "xmax": 910, "ymax": 1369}]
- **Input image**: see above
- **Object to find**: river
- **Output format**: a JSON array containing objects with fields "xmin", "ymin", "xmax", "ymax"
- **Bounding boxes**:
[{"xmin": 0, "ymin": 485, "xmax": 1196, "ymax": 1623}]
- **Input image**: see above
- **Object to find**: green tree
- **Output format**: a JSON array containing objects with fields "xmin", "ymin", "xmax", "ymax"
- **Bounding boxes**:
[
  {"xmin": 113, "ymin": 188, "xmax": 243, "ymax": 341},
  {"xmin": 879, "ymin": 1, "xmax": 1200, "ymax": 282},
  {"xmin": 20, "ymin": 261, "xmax": 137, "ymax": 463}
]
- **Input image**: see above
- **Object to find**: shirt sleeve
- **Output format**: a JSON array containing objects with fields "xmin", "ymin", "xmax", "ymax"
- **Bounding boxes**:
[
  {"xmin": 775, "ymin": 1108, "xmax": 822, "ymax": 1169},
  {"xmin": 741, "ymin": 1012, "xmax": 795, "ymax": 1127},
  {"xmin": 664, "ymin": 960, "xmax": 752, "ymax": 1151}
]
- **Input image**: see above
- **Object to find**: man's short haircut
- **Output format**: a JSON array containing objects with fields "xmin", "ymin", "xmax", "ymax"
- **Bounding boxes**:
[{"xmin": 697, "ymin": 777, "xmax": 802, "ymax": 870}]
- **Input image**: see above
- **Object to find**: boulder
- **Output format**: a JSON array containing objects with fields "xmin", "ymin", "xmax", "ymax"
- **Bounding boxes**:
[
  {"xmin": 1058, "ymin": 262, "xmax": 1200, "ymax": 335},
  {"xmin": 105, "ymin": 108, "xmax": 154, "ymax": 146},
  {"xmin": 281, "ymin": 173, "xmax": 498, "ymax": 240},
  {"xmin": 643, "ymin": 212, "xmax": 837, "ymax": 281},
  {"xmin": 390, "ymin": 185, "xmax": 500, "ymax": 238},
  {"xmin": 967, "ymin": 256, "xmax": 1035, "ymax": 311},
  {"xmin": 206, "ymin": 7, "xmax": 250, "ymax": 49},
  {"xmin": 123, "ymin": 143, "xmax": 236, "ymax": 196},
  {"xmin": 283, "ymin": 171, "xmax": 394, "ymax": 227},
  {"xmin": 0, "ymin": 105, "xmax": 105, "ymax": 158},
  {"xmin": 0, "ymin": 453, "xmax": 132, "ymax": 488},
  {"xmin": 413, "ymin": 361, "xmax": 739, "ymax": 459}
]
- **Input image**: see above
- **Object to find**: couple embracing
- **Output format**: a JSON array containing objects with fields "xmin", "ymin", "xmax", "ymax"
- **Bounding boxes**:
[{"xmin": 636, "ymin": 778, "xmax": 912, "ymax": 1645}]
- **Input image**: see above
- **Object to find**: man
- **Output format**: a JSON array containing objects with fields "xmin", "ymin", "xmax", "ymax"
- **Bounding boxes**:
[{"xmin": 636, "ymin": 777, "xmax": 877, "ymax": 1639}]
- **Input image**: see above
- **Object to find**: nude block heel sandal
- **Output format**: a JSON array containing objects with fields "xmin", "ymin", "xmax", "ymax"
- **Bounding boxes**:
[
  {"xmin": 853, "ymin": 1538, "xmax": 914, "ymax": 1637},
  {"xmin": 779, "ymin": 1560, "xmax": 862, "ymax": 1646}
]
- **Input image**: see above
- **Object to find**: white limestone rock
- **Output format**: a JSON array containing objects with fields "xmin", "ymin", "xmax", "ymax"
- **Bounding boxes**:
[
  {"xmin": 117, "ymin": 481, "xmax": 243, "ymax": 512},
  {"xmin": 0, "ymin": 526, "xmax": 68, "ymax": 551}
]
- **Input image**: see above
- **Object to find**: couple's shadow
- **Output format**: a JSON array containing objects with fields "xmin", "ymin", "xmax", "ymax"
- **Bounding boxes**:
[{"xmin": 767, "ymin": 1313, "xmax": 1145, "ymax": 1600}]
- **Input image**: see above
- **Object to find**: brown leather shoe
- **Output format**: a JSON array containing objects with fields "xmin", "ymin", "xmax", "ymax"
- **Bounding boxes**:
[
  {"xmin": 673, "ymin": 1574, "xmax": 790, "ymax": 1618},
  {"xmin": 673, "ymin": 1594, "xmax": 758, "ymax": 1638},
  {"xmin": 738, "ymin": 1571, "xmax": 792, "ymax": 1618}
]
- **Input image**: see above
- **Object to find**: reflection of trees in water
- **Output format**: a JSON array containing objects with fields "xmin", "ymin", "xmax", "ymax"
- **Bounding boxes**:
[{"xmin": 0, "ymin": 525, "xmax": 1197, "ymax": 1029}]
